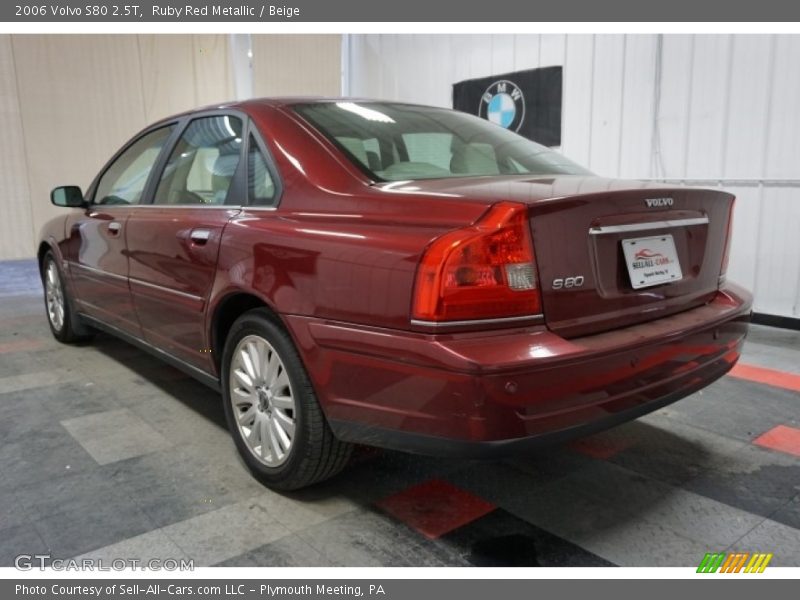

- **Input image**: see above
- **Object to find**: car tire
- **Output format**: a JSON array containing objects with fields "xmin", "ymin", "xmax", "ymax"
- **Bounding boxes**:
[
  {"xmin": 42, "ymin": 250, "xmax": 94, "ymax": 344},
  {"xmin": 221, "ymin": 308, "xmax": 353, "ymax": 490}
]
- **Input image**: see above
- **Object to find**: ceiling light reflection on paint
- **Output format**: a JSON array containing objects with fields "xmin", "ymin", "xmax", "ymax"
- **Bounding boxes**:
[
  {"xmin": 336, "ymin": 102, "xmax": 395, "ymax": 123},
  {"xmin": 223, "ymin": 116, "xmax": 237, "ymax": 137},
  {"xmin": 529, "ymin": 345, "xmax": 555, "ymax": 358},
  {"xmin": 379, "ymin": 180, "xmax": 459, "ymax": 198},
  {"xmin": 298, "ymin": 229, "xmax": 366, "ymax": 240}
]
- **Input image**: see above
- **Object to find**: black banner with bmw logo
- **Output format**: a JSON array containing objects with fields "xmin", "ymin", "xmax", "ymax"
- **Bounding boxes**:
[{"xmin": 452, "ymin": 66, "xmax": 563, "ymax": 147}]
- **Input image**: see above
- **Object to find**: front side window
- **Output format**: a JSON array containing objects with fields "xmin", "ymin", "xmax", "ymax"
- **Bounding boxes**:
[
  {"xmin": 153, "ymin": 115, "xmax": 243, "ymax": 205},
  {"xmin": 93, "ymin": 126, "xmax": 174, "ymax": 205},
  {"xmin": 294, "ymin": 102, "xmax": 591, "ymax": 182}
]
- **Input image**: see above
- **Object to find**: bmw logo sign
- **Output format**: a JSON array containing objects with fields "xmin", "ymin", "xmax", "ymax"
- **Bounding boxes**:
[{"xmin": 480, "ymin": 80, "xmax": 525, "ymax": 132}]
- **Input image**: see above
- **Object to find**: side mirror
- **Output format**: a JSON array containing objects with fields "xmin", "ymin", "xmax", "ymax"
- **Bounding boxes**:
[{"xmin": 51, "ymin": 186, "xmax": 86, "ymax": 208}]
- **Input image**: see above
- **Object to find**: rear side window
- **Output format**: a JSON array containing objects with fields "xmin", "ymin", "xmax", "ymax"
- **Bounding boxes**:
[
  {"xmin": 93, "ymin": 126, "xmax": 174, "ymax": 205},
  {"xmin": 247, "ymin": 135, "xmax": 277, "ymax": 207},
  {"xmin": 153, "ymin": 115, "xmax": 243, "ymax": 205}
]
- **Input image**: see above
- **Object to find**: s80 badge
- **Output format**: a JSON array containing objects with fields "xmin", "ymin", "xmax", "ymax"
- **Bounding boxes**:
[{"xmin": 552, "ymin": 276, "xmax": 585, "ymax": 290}]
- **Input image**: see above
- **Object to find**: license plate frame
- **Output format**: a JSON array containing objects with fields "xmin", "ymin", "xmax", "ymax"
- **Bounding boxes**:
[{"xmin": 622, "ymin": 234, "xmax": 683, "ymax": 289}]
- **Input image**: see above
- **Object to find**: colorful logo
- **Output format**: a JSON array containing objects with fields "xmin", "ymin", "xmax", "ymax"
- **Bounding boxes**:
[
  {"xmin": 697, "ymin": 552, "xmax": 773, "ymax": 573},
  {"xmin": 634, "ymin": 248, "xmax": 665, "ymax": 260},
  {"xmin": 480, "ymin": 80, "xmax": 525, "ymax": 132}
]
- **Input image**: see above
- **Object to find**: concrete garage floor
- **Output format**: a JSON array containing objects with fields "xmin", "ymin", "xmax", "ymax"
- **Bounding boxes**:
[{"xmin": 1, "ymin": 258, "xmax": 799, "ymax": 568}]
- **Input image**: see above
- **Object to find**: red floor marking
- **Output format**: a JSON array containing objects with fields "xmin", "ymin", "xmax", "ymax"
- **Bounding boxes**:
[
  {"xmin": 568, "ymin": 435, "xmax": 633, "ymax": 460},
  {"xmin": 375, "ymin": 479, "xmax": 495, "ymax": 539},
  {"xmin": 728, "ymin": 363, "xmax": 800, "ymax": 393},
  {"xmin": 753, "ymin": 425, "xmax": 800, "ymax": 458},
  {"xmin": 0, "ymin": 338, "xmax": 45, "ymax": 354}
]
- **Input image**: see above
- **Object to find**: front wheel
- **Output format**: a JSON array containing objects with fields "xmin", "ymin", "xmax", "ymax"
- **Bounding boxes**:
[
  {"xmin": 221, "ymin": 309, "xmax": 352, "ymax": 490},
  {"xmin": 42, "ymin": 251, "xmax": 94, "ymax": 344}
]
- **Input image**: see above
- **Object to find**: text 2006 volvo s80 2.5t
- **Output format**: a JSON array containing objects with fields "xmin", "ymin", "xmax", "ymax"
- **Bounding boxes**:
[{"xmin": 39, "ymin": 99, "xmax": 752, "ymax": 490}]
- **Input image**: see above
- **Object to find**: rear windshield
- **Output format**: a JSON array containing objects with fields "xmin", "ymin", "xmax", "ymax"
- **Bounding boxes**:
[{"xmin": 293, "ymin": 102, "xmax": 591, "ymax": 182}]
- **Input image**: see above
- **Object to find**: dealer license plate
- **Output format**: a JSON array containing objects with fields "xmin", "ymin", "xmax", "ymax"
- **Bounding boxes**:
[{"xmin": 621, "ymin": 234, "xmax": 683, "ymax": 289}]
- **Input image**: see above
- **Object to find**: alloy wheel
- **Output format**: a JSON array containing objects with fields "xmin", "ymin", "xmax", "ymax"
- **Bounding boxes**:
[
  {"xmin": 229, "ymin": 335, "xmax": 297, "ymax": 467},
  {"xmin": 45, "ymin": 260, "xmax": 65, "ymax": 332}
]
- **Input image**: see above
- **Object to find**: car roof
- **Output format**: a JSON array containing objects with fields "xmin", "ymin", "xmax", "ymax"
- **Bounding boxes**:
[{"xmin": 150, "ymin": 97, "xmax": 433, "ymax": 126}]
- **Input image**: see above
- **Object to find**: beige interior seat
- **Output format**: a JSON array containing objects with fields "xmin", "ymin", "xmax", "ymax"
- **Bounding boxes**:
[{"xmin": 450, "ymin": 144, "xmax": 500, "ymax": 175}]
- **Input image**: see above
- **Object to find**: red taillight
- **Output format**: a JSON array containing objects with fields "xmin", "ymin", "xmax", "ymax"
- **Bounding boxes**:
[
  {"xmin": 412, "ymin": 202, "xmax": 542, "ymax": 322},
  {"xmin": 720, "ymin": 197, "xmax": 735, "ymax": 283}
]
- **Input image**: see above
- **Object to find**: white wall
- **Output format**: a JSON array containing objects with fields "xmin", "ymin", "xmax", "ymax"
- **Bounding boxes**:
[
  {"xmin": 252, "ymin": 35, "xmax": 342, "ymax": 97},
  {"xmin": 0, "ymin": 34, "xmax": 235, "ymax": 261},
  {"xmin": 347, "ymin": 34, "xmax": 800, "ymax": 319},
  {"xmin": 0, "ymin": 34, "xmax": 343, "ymax": 263}
]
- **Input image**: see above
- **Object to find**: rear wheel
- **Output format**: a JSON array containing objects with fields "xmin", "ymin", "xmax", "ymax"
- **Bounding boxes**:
[
  {"xmin": 221, "ymin": 309, "xmax": 352, "ymax": 490},
  {"xmin": 42, "ymin": 251, "xmax": 93, "ymax": 344}
]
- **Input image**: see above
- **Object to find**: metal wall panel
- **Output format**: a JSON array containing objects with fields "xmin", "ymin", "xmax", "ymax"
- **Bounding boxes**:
[
  {"xmin": 765, "ymin": 36, "xmax": 800, "ymax": 180},
  {"xmin": 723, "ymin": 35, "xmax": 774, "ymax": 180},
  {"xmin": 684, "ymin": 35, "xmax": 731, "ymax": 179},
  {"xmin": 540, "ymin": 34, "xmax": 567, "ymax": 67},
  {"xmin": 348, "ymin": 34, "xmax": 800, "ymax": 318},
  {"xmin": 561, "ymin": 35, "xmax": 595, "ymax": 163},
  {"xmin": 656, "ymin": 35, "xmax": 695, "ymax": 178},
  {"xmin": 755, "ymin": 187, "xmax": 800, "ymax": 316},
  {"xmin": 725, "ymin": 184, "xmax": 761, "ymax": 294},
  {"xmin": 513, "ymin": 34, "xmax": 541, "ymax": 71},
  {"xmin": 618, "ymin": 35, "xmax": 656, "ymax": 179},
  {"xmin": 490, "ymin": 34, "xmax": 515, "ymax": 74},
  {"xmin": 588, "ymin": 35, "xmax": 627, "ymax": 175}
]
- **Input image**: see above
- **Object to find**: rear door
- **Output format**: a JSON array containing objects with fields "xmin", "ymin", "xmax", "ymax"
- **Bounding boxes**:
[
  {"xmin": 64, "ymin": 124, "xmax": 177, "ymax": 334},
  {"xmin": 125, "ymin": 113, "xmax": 246, "ymax": 371}
]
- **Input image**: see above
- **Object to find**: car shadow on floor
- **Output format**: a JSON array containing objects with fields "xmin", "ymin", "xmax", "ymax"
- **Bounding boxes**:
[
  {"xmin": 87, "ymin": 331, "xmax": 727, "ymax": 566},
  {"xmin": 280, "ymin": 419, "xmax": 724, "ymax": 566},
  {"xmin": 89, "ymin": 332, "xmax": 229, "ymax": 430}
]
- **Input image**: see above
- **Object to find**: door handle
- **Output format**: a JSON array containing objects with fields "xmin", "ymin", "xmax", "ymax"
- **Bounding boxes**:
[
  {"xmin": 107, "ymin": 222, "xmax": 122, "ymax": 235},
  {"xmin": 190, "ymin": 229, "xmax": 211, "ymax": 245}
]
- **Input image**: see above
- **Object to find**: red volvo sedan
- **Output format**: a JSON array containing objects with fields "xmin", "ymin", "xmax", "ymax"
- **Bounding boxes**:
[{"xmin": 38, "ymin": 99, "xmax": 752, "ymax": 490}]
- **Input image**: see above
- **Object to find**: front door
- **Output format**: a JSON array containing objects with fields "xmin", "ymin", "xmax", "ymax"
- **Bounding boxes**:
[
  {"xmin": 64, "ymin": 124, "xmax": 176, "ymax": 334},
  {"xmin": 125, "ymin": 114, "xmax": 245, "ymax": 371}
]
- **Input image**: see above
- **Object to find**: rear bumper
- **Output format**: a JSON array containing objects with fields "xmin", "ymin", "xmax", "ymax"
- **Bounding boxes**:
[{"xmin": 285, "ymin": 282, "xmax": 753, "ymax": 457}]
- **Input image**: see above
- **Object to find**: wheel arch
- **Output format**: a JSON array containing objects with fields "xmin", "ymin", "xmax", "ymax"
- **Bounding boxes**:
[
  {"xmin": 36, "ymin": 241, "xmax": 55, "ymax": 277},
  {"xmin": 209, "ymin": 290, "xmax": 288, "ymax": 373}
]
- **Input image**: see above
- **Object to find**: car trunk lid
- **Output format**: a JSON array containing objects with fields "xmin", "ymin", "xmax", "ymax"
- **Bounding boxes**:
[
  {"xmin": 374, "ymin": 176, "xmax": 733, "ymax": 337},
  {"xmin": 527, "ymin": 186, "xmax": 733, "ymax": 338}
]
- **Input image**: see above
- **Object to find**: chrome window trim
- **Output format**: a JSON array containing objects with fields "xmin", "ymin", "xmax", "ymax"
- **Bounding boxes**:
[
  {"xmin": 122, "ymin": 204, "xmax": 245, "ymax": 210},
  {"xmin": 588, "ymin": 216, "xmax": 709, "ymax": 235},
  {"xmin": 118, "ymin": 205, "xmax": 278, "ymax": 211}
]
